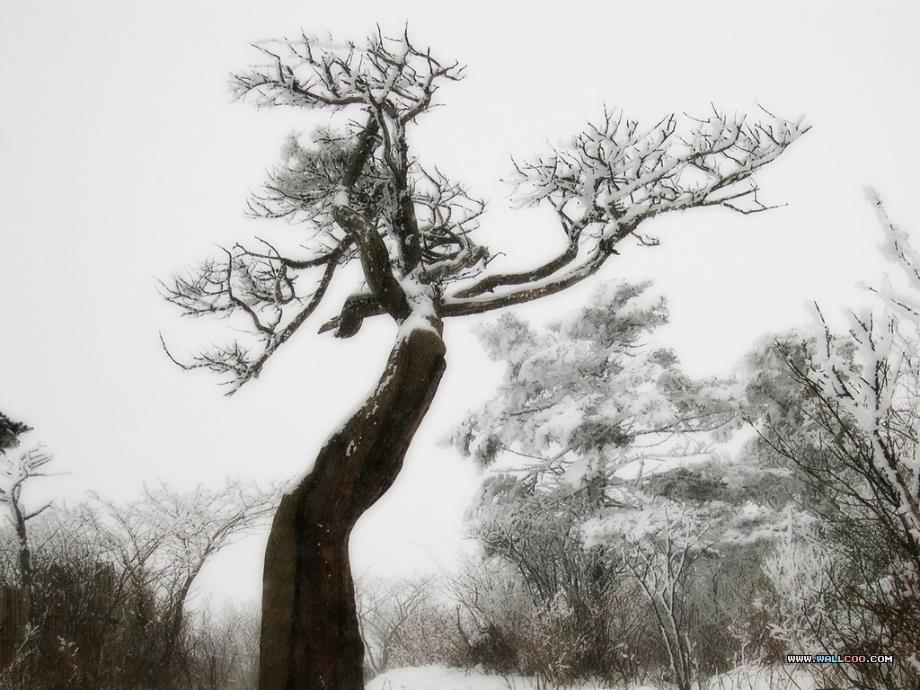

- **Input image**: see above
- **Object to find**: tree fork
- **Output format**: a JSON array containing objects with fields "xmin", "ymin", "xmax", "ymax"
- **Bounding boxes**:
[{"xmin": 259, "ymin": 323, "xmax": 447, "ymax": 690}]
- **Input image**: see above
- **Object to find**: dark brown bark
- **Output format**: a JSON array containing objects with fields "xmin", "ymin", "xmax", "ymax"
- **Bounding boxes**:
[
  {"xmin": 259, "ymin": 323, "xmax": 447, "ymax": 690},
  {"xmin": 452, "ymin": 236, "xmax": 581, "ymax": 299}
]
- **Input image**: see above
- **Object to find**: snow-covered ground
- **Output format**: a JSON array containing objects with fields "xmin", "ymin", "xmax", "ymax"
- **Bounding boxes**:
[
  {"xmin": 366, "ymin": 666, "xmax": 631, "ymax": 690},
  {"xmin": 367, "ymin": 664, "xmax": 818, "ymax": 690}
]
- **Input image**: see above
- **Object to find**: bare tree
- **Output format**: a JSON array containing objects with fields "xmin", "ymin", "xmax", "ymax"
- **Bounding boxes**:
[
  {"xmin": 160, "ymin": 27, "xmax": 807, "ymax": 689},
  {"xmin": 185, "ymin": 601, "xmax": 261, "ymax": 690},
  {"xmin": 0, "ymin": 479, "xmax": 273, "ymax": 690},
  {"xmin": 354, "ymin": 574, "xmax": 432, "ymax": 677},
  {"xmin": 621, "ymin": 512, "xmax": 713, "ymax": 690},
  {"xmin": 89, "ymin": 479, "xmax": 276, "ymax": 686},
  {"xmin": 185, "ymin": 606, "xmax": 242, "ymax": 690},
  {"xmin": 0, "ymin": 415, "xmax": 53, "ymax": 635}
]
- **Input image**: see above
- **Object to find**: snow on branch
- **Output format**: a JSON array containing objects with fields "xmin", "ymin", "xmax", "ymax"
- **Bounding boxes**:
[
  {"xmin": 774, "ymin": 194, "xmax": 920, "ymax": 539},
  {"xmin": 509, "ymin": 105, "xmax": 807, "ymax": 226},
  {"xmin": 159, "ymin": 239, "xmax": 347, "ymax": 392},
  {"xmin": 868, "ymin": 186, "xmax": 920, "ymax": 322},
  {"xmin": 166, "ymin": 30, "xmax": 807, "ymax": 392},
  {"xmin": 410, "ymin": 166, "xmax": 488, "ymax": 280},
  {"xmin": 248, "ymin": 127, "xmax": 388, "ymax": 232},
  {"xmin": 452, "ymin": 282, "xmax": 736, "ymax": 484},
  {"xmin": 231, "ymin": 27, "xmax": 463, "ymax": 121},
  {"xmin": 446, "ymin": 106, "xmax": 807, "ymax": 314},
  {"xmin": 0, "ymin": 447, "xmax": 54, "ymax": 520}
]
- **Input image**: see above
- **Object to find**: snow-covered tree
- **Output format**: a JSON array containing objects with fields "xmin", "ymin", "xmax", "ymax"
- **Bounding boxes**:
[
  {"xmin": 453, "ymin": 283, "xmax": 811, "ymax": 684},
  {"xmin": 741, "ymin": 191, "xmax": 920, "ymax": 689},
  {"xmin": 160, "ymin": 27, "xmax": 807, "ymax": 688},
  {"xmin": 611, "ymin": 507, "xmax": 711, "ymax": 690},
  {"xmin": 454, "ymin": 281, "xmax": 736, "ymax": 481}
]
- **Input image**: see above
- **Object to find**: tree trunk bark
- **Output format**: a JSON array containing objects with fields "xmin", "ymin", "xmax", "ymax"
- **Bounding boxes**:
[{"xmin": 258, "ymin": 324, "xmax": 447, "ymax": 690}]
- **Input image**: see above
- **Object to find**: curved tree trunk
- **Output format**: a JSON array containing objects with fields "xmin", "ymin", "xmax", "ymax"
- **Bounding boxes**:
[{"xmin": 259, "ymin": 324, "xmax": 447, "ymax": 690}]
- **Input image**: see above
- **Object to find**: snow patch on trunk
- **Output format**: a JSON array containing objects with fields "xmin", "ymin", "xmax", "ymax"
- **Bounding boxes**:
[{"xmin": 397, "ymin": 272, "xmax": 441, "ymax": 339}]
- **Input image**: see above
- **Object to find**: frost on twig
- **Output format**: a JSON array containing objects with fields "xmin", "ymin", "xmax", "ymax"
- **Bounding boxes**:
[
  {"xmin": 444, "ymin": 106, "xmax": 807, "ymax": 313},
  {"xmin": 0, "ymin": 414, "xmax": 55, "ymax": 529},
  {"xmin": 868, "ymin": 186, "xmax": 920, "ymax": 321},
  {"xmin": 87, "ymin": 479, "xmax": 278, "ymax": 616},
  {"xmin": 231, "ymin": 27, "xmax": 464, "ymax": 119},
  {"xmin": 769, "ymin": 193, "xmax": 920, "ymax": 541},
  {"xmin": 509, "ymin": 105, "xmax": 806, "ymax": 229}
]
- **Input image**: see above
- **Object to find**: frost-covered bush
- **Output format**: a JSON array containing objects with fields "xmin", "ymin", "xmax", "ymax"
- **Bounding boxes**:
[
  {"xmin": 461, "ymin": 492, "xmax": 648, "ymax": 684},
  {"xmin": 741, "ymin": 192, "xmax": 920, "ymax": 690}
]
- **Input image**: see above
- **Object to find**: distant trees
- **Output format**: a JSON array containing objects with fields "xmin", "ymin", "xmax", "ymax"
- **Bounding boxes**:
[
  {"xmin": 86, "ymin": 480, "xmax": 276, "ymax": 687},
  {"xmin": 161, "ymin": 26, "xmax": 806, "ymax": 688},
  {"xmin": 184, "ymin": 601, "xmax": 261, "ymax": 690},
  {"xmin": 0, "ymin": 418, "xmax": 276, "ymax": 690}
]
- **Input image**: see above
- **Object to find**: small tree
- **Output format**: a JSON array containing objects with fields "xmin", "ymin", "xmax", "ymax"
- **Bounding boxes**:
[
  {"xmin": 354, "ymin": 574, "xmax": 433, "ymax": 677},
  {"xmin": 0, "ymin": 415, "xmax": 53, "ymax": 638},
  {"xmin": 161, "ymin": 27, "xmax": 807, "ymax": 688},
  {"xmin": 616, "ymin": 507, "xmax": 712, "ymax": 690}
]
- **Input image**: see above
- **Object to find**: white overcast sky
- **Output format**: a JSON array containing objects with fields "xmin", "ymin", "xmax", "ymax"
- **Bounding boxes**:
[{"xmin": 1, "ymin": 0, "xmax": 918, "ymax": 605}]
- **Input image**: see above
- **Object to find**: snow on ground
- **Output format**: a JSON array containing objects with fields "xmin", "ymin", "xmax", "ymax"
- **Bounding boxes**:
[
  {"xmin": 365, "ymin": 666, "xmax": 635, "ymax": 690},
  {"xmin": 706, "ymin": 664, "xmax": 818, "ymax": 690},
  {"xmin": 367, "ymin": 665, "xmax": 818, "ymax": 690}
]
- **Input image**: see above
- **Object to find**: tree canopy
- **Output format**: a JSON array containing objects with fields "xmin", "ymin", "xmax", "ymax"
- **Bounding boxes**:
[{"xmin": 161, "ymin": 29, "xmax": 808, "ymax": 392}]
